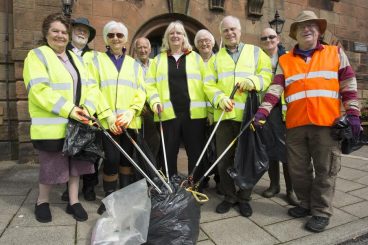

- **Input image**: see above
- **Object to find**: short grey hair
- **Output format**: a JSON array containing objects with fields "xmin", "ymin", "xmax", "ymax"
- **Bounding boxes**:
[
  {"xmin": 102, "ymin": 20, "xmax": 128, "ymax": 45},
  {"xmin": 219, "ymin": 15, "xmax": 241, "ymax": 33},
  {"xmin": 194, "ymin": 29, "xmax": 215, "ymax": 49}
]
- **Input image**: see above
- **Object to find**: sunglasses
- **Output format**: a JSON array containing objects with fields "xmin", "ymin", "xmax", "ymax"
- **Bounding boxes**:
[
  {"xmin": 107, "ymin": 33, "xmax": 124, "ymax": 39},
  {"xmin": 260, "ymin": 35, "xmax": 277, "ymax": 41}
]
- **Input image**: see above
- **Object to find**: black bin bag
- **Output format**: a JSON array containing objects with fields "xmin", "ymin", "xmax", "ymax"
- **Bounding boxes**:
[
  {"xmin": 227, "ymin": 91, "xmax": 269, "ymax": 190},
  {"xmin": 145, "ymin": 175, "xmax": 200, "ymax": 245},
  {"xmin": 62, "ymin": 119, "xmax": 104, "ymax": 162}
]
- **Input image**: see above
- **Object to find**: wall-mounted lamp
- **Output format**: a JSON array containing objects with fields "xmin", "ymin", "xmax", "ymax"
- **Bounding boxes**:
[
  {"xmin": 269, "ymin": 10, "xmax": 285, "ymax": 35},
  {"xmin": 61, "ymin": 0, "xmax": 74, "ymax": 19}
]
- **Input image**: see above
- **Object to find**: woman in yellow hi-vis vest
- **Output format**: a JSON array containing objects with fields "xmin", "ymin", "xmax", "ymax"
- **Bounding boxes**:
[
  {"xmin": 23, "ymin": 13, "xmax": 112, "ymax": 223},
  {"xmin": 145, "ymin": 21, "xmax": 208, "ymax": 184},
  {"xmin": 89, "ymin": 21, "xmax": 146, "ymax": 215}
]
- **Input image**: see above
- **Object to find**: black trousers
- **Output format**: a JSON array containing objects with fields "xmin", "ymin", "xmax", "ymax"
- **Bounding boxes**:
[
  {"xmin": 160, "ymin": 112, "xmax": 206, "ymax": 181},
  {"xmin": 102, "ymin": 129, "xmax": 136, "ymax": 176}
]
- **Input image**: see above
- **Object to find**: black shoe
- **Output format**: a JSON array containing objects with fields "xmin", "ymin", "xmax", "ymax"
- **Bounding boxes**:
[
  {"xmin": 262, "ymin": 185, "xmax": 280, "ymax": 198},
  {"xmin": 66, "ymin": 203, "xmax": 88, "ymax": 221},
  {"xmin": 35, "ymin": 203, "xmax": 52, "ymax": 223},
  {"xmin": 82, "ymin": 186, "xmax": 96, "ymax": 201},
  {"xmin": 288, "ymin": 206, "xmax": 311, "ymax": 218},
  {"xmin": 61, "ymin": 189, "xmax": 69, "ymax": 202},
  {"xmin": 305, "ymin": 216, "xmax": 330, "ymax": 232},
  {"xmin": 239, "ymin": 202, "xmax": 253, "ymax": 217},
  {"xmin": 216, "ymin": 201, "xmax": 234, "ymax": 214},
  {"xmin": 97, "ymin": 203, "xmax": 106, "ymax": 215}
]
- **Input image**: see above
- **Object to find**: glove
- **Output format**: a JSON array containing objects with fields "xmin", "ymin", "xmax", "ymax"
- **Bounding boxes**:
[
  {"xmin": 347, "ymin": 115, "xmax": 362, "ymax": 138},
  {"xmin": 152, "ymin": 103, "xmax": 163, "ymax": 115},
  {"xmin": 116, "ymin": 109, "xmax": 135, "ymax": 129},
  {"xmin": 107, "ymin": 115, "xmax": 122, "ymax": 135},
  {"xmin": 69, "ymin": 106, "xmax": 89, "ymax": 124},
  {"xmin": 253, "ymin": 111, "xmax": 267, "ymax": 127},
  {"xmin": 219, "ymin": 97, "xmax": 234, "ymax": 112},
  {"xmin": 238, "ymin": 79, "xmax": 255, "ymax": 92}
]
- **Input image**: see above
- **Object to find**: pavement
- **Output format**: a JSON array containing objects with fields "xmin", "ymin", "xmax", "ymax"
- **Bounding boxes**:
[{"xmin": 0, "ymin": 146, "xmax": 367, "ymax": 245}]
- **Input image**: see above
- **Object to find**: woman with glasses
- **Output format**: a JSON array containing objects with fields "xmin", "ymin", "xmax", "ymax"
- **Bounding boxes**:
[
  {"xmin": 23, "ymin": 13, "xmax": 113, "ymax": 223},
  {"xmin": 145, "ymin": 21, "xmax": 208, "ymax": 186},
  {"xmin": 89, "ymin": 20, "xmax": 146, "ymax": 215},
  {"xmin": 259, "ymin": 27, "xmax": 298, "ymax": 206}
]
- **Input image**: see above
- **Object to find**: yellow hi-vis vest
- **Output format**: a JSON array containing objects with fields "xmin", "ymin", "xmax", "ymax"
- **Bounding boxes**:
[
  {"xmin": 90, "ymin": 52, "xmax": 146, "ymax": 129},
  {"xmin": 145, "ymin": 51, "xmax": 208, "ymax": 122},
  {"xmin": 204, "ymin": 44, "xmax": 272, "ymax": 122},
  {"xmin": 23, "ymin": 45, "xmax": 106, "ymax": 140}
]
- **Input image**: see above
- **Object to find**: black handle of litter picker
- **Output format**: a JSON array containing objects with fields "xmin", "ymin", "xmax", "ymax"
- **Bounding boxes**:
[
  {"xmin": 229, "ymin": 83, "xmax": 239, "ymax": 99},
  {"xmin": 186, "ymin": 84, "xmax": 240, "ymax": 182}
]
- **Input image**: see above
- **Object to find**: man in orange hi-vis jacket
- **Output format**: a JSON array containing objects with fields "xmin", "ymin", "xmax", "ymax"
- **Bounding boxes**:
[{"xmin": 254, "ymin": 10, "xmax": 361, "ymax": 233}]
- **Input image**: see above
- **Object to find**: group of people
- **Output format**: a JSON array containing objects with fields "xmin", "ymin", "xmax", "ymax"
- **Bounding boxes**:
[{"xmin": 23, "ymin": 9, "xmax": 361, "ymax": 234}]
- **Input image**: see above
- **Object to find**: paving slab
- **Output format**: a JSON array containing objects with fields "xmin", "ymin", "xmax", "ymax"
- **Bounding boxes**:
[
  {"xmin": 336, "ymin": 177, "xmax": 366, "ymax": 192},
  {"xmin": 198, "ymin": 229, "xmax": 209, "ymax": 241},
  {"xmin": 10, "ymin": 203, "xmax": 76, "ymax": 227},
  {"xmin": 77, "ymin": 212, "xmax": 100, "ymax": 240},
  {"xmin": 338, "ymin": 167, "xmax": 368, "ymax": 181},
  {"xmin": 341, "ymin": 157, "xmax": 368, "ymax": 172},
  {"xmin": 0, "ymin": 213, "xmax": 15, "ymax": 235},
  {"xmin": 248, "ymin": 198, "xmax": 292, "ymax": 226},
  {"xmin": 202, "ymin": 216, "xmax": 278, "ymax": 245},
  {"xmin": 0, "ymin": 226, "xmax": 74, "ymax": 245},
  {"xmin": 284, "ymin": 217, "xmax": 368, "ymax": 245},
  {"xmin": 333, "ymin": 190, "xmax": 364, "ymax": 208},
  {"xmin": 0, "ymin": 181, "xmax": 32, "ymax": 196},
  {"xmin": 197, "ymin": 240, "xmax": 215, "ymax": 245},
  {"xmin": 264, "ymin": 208, "xmax": 358, "ymax": 243},
  {"xmin": 0, "ymin": 195, "xmax": 25, "ymax": 215},
  {"xmin": 348, "ymin": 186, "xmax": 368, "ymax": 200},
  {"xmin": 349, "ymin": 146, "xmax": 368, "ymax": 158},
  {"xmin": 340, "ymin": 200, "xmax": 368, "ymax": 218},
  {"xmin": 356, "ymin": 175, "xmax": 368, "ymax": 185},
  {"xmin": 77, "ymin": 239, "xmax": 89, "ymax": 245}
]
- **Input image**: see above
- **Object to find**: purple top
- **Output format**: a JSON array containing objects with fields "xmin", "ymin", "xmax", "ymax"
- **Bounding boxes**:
[{"xmin": 106, "ymin": 50, "xmax": 125, "ymax": 71}]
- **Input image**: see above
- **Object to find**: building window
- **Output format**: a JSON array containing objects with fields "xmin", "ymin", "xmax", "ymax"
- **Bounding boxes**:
[{"xmin": 209, "ymin": 0, "xmax": 225, "ymax": 11}]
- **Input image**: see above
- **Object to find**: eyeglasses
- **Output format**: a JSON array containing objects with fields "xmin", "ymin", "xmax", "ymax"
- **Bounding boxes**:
[
  {"xmin": 260, "ymin": 35, "xmax": 277, "ymax": 41},
  {"xmin": 107, "ymin": 33, "xmax": 124, "ymax": 39},
  {"xmin": 198, "ymin": 39, "xmax": 211, "ymax": 45}
]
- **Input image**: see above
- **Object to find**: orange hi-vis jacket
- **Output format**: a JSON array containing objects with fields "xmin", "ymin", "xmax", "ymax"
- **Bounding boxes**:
[{"xmin": 280, "ymin": 45, "xmax": 340, "ymax": 129}]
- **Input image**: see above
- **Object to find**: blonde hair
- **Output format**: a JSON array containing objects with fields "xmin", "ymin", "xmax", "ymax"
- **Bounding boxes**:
[
  {"xmin": 161, "ymin": 21, "xmax": 192, "ymax": 52},
  {"xmin": 102, "ymin": 20, "xmax": 128, "ymax": 45},
  {"xmin": 194, "ymin": 29, "xmax": 215, "ymax": 49}
]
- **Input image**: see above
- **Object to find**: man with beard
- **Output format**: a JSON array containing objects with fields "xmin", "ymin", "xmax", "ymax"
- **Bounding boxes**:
[{"xmin": 61, "ymin": 17, "xmax": 100, "ymax": 202}]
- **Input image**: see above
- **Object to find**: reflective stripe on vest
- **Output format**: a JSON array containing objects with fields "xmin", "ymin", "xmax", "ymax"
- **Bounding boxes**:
[
  {"xmin": 285, "ymin": 70, "xmax": 338, "ymax": 87},
  {"xmin": 32, "ymin": 117, "xmax": 68, "ymax": 125},
  {"xmin": 285, "ymin": 89, "xmax": 339, "ymax": 103}
]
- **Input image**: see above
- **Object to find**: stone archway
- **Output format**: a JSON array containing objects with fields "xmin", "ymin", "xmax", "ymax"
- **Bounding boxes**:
[{"xmin": 130, "ymin": 13, "xmax": 217, "ymax": 57}]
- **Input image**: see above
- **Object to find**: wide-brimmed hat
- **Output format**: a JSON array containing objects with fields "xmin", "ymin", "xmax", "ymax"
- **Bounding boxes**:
[
  {"xmin": 71, "ymin": 17, "xmax": 96, "ymax": 43},
  {"xmin": 289, "ymin": 10, "xmax": 327, "ymax": 40}
]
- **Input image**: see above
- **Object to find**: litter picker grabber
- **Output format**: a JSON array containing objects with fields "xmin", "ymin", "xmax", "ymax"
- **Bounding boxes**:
[
  {"xmin": 157, "ymin": 104, "xmax": 170, "ymax": 185},
  {"xmin": 189, "ymin": 114, "xmax": 255, "ymax": 192},
  {"xmin": 82, "ymin": 115, "xmax": 164, "ymax": 194},
  {"xmin": 183, "ymin": 84, "xmax": 239, "ymax": 187},
  {"xmin": 123, "ymin": 129, "xmax": 173, "ymax": 193}
]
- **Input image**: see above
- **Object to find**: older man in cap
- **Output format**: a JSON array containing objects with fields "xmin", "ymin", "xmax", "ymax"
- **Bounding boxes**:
[
  {"xmin": 61, "ymin": 17, "xmax": 100, "ymax": 202},
  {"xmin": 254, "ymin": 10, "xmax": 361, "ymax": 232}
]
